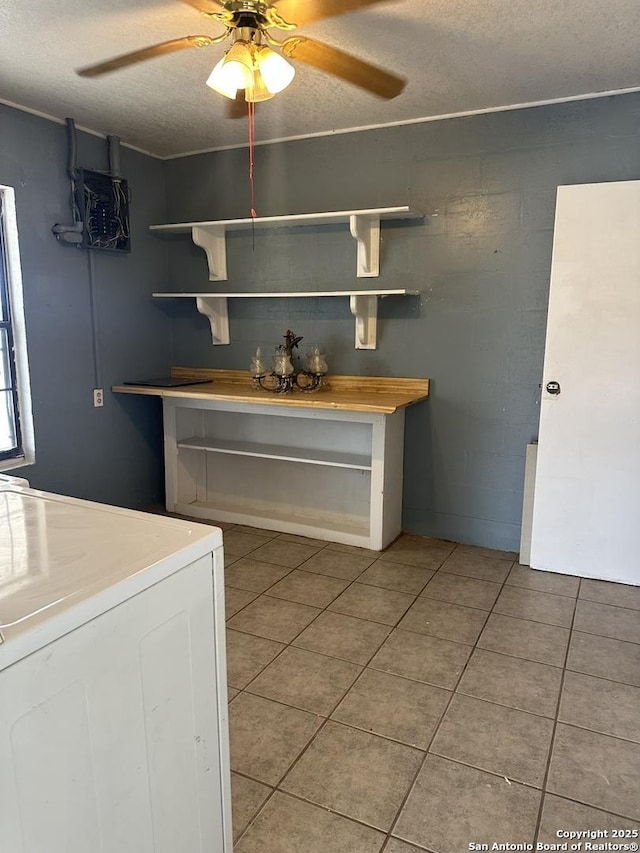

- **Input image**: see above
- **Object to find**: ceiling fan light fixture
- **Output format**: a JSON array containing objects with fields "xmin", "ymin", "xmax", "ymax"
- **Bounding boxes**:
[
  {"xmin": 206, "ymin": 33, "xmax": 295, "ymax": 102},
  {"xmin": 245, "ymin": 66, "xmax": 276, "ymax": 102},
  {"xmin": 206, "ymin": 42, "xmax": 253, "ymax": 99},
  {"xmin": 255, "ymin": 46, "xmax": 295, "ymax": 94}
]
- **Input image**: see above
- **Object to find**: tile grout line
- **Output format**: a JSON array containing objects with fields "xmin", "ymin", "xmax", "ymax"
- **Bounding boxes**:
[
  {"xmin": 233, "ymin": 734, "xmax": 640, "ymax": 848},
  {"xmin": 226, "ymin": 555, "xmax": 388, "ymax": 695},
  {"xmin": 226, "ymin": 534, "xmax": 640, "ymax": 847},
  {"xmin": 544, "ymin": 665, "xmax": 640, "ymax": 690},
  {"xmin": 379, "ymin": 545, "xmax": 519, "ymax": 850},
  {"xmin": 227, "ymin": 567, "xmax": 639, "ymax": 697},
  {"xmin": 546, "ymin": 719, "xmax": 640, "ymax": 748},
  {"xmin": 226, "ymin": 541, "xmax": 438, "ymax": 693},
  {"xmin": 231, "ymin": 632, "xmax": 640, "ymax": 828},
  {"xmin": 230, "ymin": 541, "xmax": 482, "ymax": 697},
  {"xmin": 228, "ymin": 542, "xmax": 501, "ymax": 638},
  {"xmin": 235, "ymin": 538, "xmax": 430, "ymax": 699},
  {"xmin": 232, "ymin": 612, "xmax": 568, "ymax": 674},
  {"xmin": 380, "ymin": 549, "xmax": 625, "ymax": 847},
  {"xmin": 441, "ymin": 688, "xmax": 559, "ymax": 723},
  {"xmin": 229, "ymin": 584, "xmax": 625, "ymax": 641},
  {"xmin": 234, "ymin": 544, "xmax": 459, "ymax": 846},
  {"xmin": 230, "ymin": 537, "xmax": 459, "ymax": 847},
  {"xmin": 531, "ymin": 575, "xmax": 582, "ymax": 845},
  {"xmin": 559, "ymin": 623, "xmax": 640, "ymax": 646},
  {"xmin": 226, "ymin": 545, "xmax": 354, "ymax": 696},
  {"xmin": 230, "ymin": 545, "xmax": 544, "ymax": 737},
  {"xmin": 232, "ymin": 683, "xmax": 590, "ymax": 764},
  {"xmin": 222, "ymin": 524, "xmax": 352, "ymax": 843},
  {"xmin": 504, "ymin": 579, "xmax": 580, "ymax": 600},
  {"xmin": 230, "ymin": 537, "xmax": 394, "ymax": 846}
]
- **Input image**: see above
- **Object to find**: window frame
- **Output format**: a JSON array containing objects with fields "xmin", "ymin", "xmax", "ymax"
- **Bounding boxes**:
[{"xmin": 0, "ymin": 185, "xmax": 35, "ymax": 472}]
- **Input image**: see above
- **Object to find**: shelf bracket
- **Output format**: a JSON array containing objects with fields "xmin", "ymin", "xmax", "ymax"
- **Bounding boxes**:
[
  {"xmin": 350, "ymin": 213, "xmax": 381, "ymax": 278},
  {"xmin": 192, "ymin": 225, "xmax": 228, "ymax": 281},
  {"xmin": 195, "ymin": 296, "xmax": 230, "ymax": 345},
  {"xmin": 350, "ymin": 294, "xmax": 378, "ymax": 350}
]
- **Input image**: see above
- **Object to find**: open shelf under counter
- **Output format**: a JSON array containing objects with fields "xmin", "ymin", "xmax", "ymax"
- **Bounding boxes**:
[
  {"xmin": 152, "ymin": 289, "xmax": 418, "ymax": 349},
  {"xmin": 177, "ymin": 436, "xmax": 372, "ymax": 471},
  {"xmin": 174, "ymin": 496, "xmax": 371, "ymax": 547},
  {"xmin": 113, "ymin": 370, "xmax": 429, "ymax": 550},
  {"xmin": 149, "ymin": 205, "xmax": 423, "ymax": 281}
]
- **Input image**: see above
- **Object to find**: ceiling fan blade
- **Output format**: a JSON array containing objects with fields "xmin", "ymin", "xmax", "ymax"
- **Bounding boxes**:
[
  {"xmin": 281, "ymin": 36, "xmax": 405, "ymax": 99},
  {"xmin": 77, "ymin": 35, "xmax": 216, "ymax": 77},
  {"xmin": 272, "ymin": 0, "xmax": 399, "ymax": 27},
  {"xmin": 179, "ymin": 0, "xmax": 233, "ymax": 20}
]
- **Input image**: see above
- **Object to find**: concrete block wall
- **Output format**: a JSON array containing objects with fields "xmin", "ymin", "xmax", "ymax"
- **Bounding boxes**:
[{"xmin": 162, "ymin": 93, "xmax": 640, "ymax": 550}]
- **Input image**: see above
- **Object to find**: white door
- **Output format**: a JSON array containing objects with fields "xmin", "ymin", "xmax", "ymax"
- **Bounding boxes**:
[{"xmin": 530, "ymin": 181, "xmax": 640, "ymax": 585}]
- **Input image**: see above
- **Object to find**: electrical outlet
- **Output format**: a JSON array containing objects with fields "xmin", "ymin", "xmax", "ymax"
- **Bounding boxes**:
[{"xmin": 93, "ymin": 388, "xmax": 104, "ymax": 408}]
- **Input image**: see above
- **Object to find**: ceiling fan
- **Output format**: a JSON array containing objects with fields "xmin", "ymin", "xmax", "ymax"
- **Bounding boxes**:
[{"xmin": 77, "ymin": 0, "xmax": 406, "ymax": 108}]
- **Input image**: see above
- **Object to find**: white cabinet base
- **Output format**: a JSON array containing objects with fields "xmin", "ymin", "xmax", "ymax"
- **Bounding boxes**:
[
  {"xmin": 175, "ymin": 497, "xmax": 371, "ymax": 547},
  {"xmin": 164, "ymin": 397, "xmax": 406, "ymax": 551}
]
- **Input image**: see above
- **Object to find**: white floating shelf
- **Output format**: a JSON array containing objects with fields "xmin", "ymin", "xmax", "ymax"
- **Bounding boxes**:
[
  {"xmin": 149, "ymin": 206, "xmax": 422, "ymax": 281},
  {"xmin": 153, "ymin": 289, "xmax": 418, "ymax": 350}
]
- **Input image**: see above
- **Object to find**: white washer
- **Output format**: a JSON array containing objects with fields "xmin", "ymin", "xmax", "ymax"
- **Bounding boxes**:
[{"xmin": 0, "ymin": 483, "xmax": 231, "ymax": 853}]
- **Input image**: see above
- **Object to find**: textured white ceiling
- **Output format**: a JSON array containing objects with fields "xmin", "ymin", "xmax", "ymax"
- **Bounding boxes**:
[{"xmin": 1, "ymin": 0, "xmax": 640, "ymax": 157}]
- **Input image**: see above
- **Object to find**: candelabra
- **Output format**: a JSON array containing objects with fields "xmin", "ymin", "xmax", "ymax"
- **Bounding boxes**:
[{"xmin": 250, "ymin": 330, "xmax": 328, "ymax": 393}]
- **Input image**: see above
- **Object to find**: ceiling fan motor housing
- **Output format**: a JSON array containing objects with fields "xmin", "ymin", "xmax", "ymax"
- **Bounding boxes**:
[
  {"xmin": 226, "ymin": 1, "xmax": 271, "ymax": 28},
  {"xmin": 232, "ymin": 25, "xmax": 265, "ymax": 45}
]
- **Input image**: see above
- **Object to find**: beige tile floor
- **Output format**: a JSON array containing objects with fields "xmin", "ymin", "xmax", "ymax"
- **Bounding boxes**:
[{"xmin": 219, "ymin": 525, "xmax": 640, "ymax": 852}]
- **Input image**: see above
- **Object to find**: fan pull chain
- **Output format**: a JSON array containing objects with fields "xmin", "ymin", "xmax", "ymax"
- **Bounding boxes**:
[{"xmin": 248, "ymin": 98, "xmax": 257, "ymax": 249}]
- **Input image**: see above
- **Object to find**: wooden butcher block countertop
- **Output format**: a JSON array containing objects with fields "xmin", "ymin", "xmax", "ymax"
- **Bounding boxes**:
[{"xmin": 113, "ymin": 368, "xmax": 429, "ymax": 415}]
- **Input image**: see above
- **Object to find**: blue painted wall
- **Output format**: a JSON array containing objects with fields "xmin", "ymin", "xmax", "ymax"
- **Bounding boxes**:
[
  {"xmin": 162, "ymin": 93, "xmax": 640, "ymax": 551},
  {"xmin": 3, "ymin": 93, "xmax": 639, "ymax": 546},
  {"xmin": 1, "ymin": 104, "xmax": 171, "ymax": 508}
]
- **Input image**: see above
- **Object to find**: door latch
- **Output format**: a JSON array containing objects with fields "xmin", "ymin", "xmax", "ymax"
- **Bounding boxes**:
[{"xmin": 546, "ymin": 381, "xmax": 561, "ymax": 395}]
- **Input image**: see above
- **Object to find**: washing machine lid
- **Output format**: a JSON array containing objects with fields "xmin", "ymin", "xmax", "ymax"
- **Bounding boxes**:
[{"xmin": 0, "ymin": 485, "xmax": 222, "ymax": 649}]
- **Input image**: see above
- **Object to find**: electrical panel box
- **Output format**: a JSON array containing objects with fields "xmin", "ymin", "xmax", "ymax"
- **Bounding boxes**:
[{"xmin": 76, "ymin": 168, "xmax": 131, "ymax": 253}]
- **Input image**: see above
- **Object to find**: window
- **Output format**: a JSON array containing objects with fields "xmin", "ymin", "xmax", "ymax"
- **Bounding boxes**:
[{"xmin": 0, "ymin": 186, "xmax": 34, "ymax": 471}]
